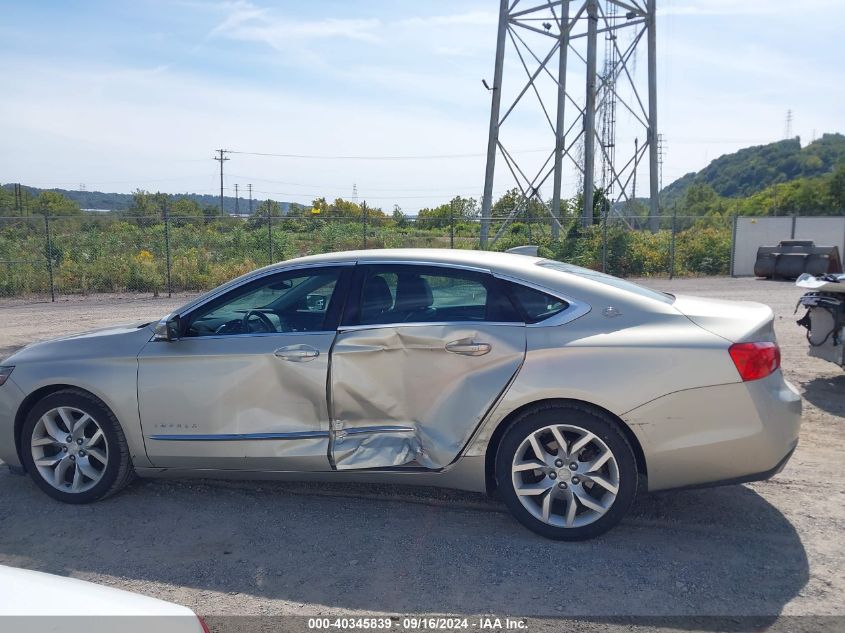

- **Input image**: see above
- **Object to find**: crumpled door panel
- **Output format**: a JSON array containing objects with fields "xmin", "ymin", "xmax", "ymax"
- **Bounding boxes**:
[{"xmin": 330, "ymin": 324, "xmax": 526, "ymax": 470}]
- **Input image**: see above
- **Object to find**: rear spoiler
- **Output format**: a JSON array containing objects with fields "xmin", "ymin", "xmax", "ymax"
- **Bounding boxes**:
[{"xmin": 505, "ymin": 245, "xmax": 539, "ymax": 256}]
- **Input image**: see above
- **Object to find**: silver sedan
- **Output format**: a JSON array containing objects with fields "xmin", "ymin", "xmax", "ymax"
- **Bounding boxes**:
[{"xmin": 0, "ymin": 249, "xmax": 801, "ymax": 539}]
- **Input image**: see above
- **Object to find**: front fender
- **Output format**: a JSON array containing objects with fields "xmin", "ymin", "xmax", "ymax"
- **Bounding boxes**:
[{"xmin": 7, "ymin": 359, "xmax": 152, "ymax": 469}]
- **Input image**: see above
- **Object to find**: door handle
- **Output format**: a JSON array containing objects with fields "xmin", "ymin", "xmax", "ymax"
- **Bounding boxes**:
[
  {"xmin": 445, "ymin": 340, "xmax": 492, "ymax": 356},
  {"xmin": 274, "ymin": 346, "xmax": 320, "ymax": 362}
]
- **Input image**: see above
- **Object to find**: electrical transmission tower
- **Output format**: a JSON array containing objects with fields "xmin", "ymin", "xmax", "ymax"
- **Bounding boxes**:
[
  {"xmin": 480, "ymin": 0, "xmax": 659, "ymax": 247},
  {"xmin": 784, "ymin": 109, "xmax": 793, "ymax": 139}
]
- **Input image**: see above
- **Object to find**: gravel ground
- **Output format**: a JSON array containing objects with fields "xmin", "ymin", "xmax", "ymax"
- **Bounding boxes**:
[{"xmin": 0, "ymin": 278, "xmax": 842, "ymax": 631}]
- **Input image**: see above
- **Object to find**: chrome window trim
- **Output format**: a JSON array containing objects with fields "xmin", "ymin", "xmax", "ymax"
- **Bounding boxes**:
[
  {"xmin": 175, "ymin": 261, "xmax": 355, "ymax": 319},
  {"xmin": 355, "ymin": 259, "xmax": 493, "ymax": 274},
  {"xmin": 149, "ymin": 431, "xmax": 329, "ymax": 441},
  {"xmin": 343, "ymin": 260, "xmax": 514, "ymax": 332},
  {"xmin": 493, "ymin": 273, "xmax": 591, "ymax": 327},
  {"xmin": 165, "ymin": 330, "xmax": 337, "ymax": 343},
  {"xmin": 343, "ymin": 425, "xmax": 415, "ymax": 436},
  {"xmin": 339, "ymin": 321, "xmax": 525, "ymax": 333},
  {"xmin": 148, "ymin": 426, "xmax": 414, "ymax": 442}
]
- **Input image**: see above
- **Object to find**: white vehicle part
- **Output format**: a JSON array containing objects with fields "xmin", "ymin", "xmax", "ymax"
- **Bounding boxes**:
[{"xmin": 0, "ymin": 564, "xmax": 204, "ymax": 633}]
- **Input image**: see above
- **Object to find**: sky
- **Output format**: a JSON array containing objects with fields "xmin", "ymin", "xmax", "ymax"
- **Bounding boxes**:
[{"xmin": 0, "ymin": 0, "xmax": 843, "ymax": 213}]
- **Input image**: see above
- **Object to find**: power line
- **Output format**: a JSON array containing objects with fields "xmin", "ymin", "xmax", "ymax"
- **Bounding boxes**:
[
  {"xmin": 227, "ymin": 174, "xmax": 500, "ymax": 193},
  {"xmin": 225, "ymin": 148, "xmax": 552, "ymax": 161},
  {"xmin": 249, "ymin": 188, "xmax": 509, "ymax": 201}
]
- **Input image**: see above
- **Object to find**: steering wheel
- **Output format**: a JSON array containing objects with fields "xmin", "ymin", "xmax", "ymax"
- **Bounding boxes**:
[{"xmin": 242, "ymin": 310, "xmax": 277, "ymax": 333}]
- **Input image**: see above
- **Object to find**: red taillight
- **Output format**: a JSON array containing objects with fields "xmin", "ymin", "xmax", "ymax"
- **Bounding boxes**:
[
  {"xmin": 198, "ymin": 615, "xmax": 212, "ymax": 633},
  {"xmin": 729, "ymin": 342, "xmax": 780, "ymax": 381}
]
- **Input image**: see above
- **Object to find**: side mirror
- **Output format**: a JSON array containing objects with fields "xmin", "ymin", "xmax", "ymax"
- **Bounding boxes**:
[{"xmin": 153, "ymin": 314, "xmax": 182, "ymax": 342}]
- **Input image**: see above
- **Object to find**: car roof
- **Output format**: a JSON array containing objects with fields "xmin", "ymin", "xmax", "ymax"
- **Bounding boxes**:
[
  {"xmin": 172, "ymin": 248, "xmax": 677, "ymax": 318},
  {"xmin": 279, "ymin": 248, "xmax": 543, "ymax": 272}
]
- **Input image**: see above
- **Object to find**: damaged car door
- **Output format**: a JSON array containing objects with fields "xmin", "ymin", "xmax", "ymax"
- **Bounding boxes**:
[
  {"xmin": 329, "ymin": 263, "xmax": 526, "ymax": 470},
  {"xmin": 138, "ymin": 264, "xmax": 351, "ymax": 470}
]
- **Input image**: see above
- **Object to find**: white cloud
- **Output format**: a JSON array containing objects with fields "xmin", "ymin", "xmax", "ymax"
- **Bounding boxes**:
[
  {"xmin": 0, "ymin": 56, "xmax": 500, "ymax": 209},
  {"xmin": 661, "ymin": 0, "xmax": 840, "ymax": 16},
  {"xmin": 208, "ymin": 1, "xmax": 382, "ymax": 49},
  {"xmin": 2, "ymin": 0, "xmax": 842, "ymax": 208},
  {"xmin": 397, "ymin": 11, "xmax": 497, "ymax": 28}
]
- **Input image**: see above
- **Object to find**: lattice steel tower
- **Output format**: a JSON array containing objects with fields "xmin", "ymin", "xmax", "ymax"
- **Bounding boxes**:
[{"xmin": 480, "ymin": 0, "xmax": 659, "ymax": 247}]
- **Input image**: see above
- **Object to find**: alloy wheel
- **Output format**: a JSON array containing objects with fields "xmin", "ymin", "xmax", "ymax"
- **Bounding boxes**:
[
  {"xmin": 511, "ymin": 423, "xmax": 620, "ymax": 528},
  {"xmin": 30, "ymin": 406, "xmax": 109, "ymax": 493}
]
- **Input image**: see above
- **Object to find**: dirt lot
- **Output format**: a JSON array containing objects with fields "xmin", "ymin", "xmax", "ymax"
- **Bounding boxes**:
[{"xmin": 0, "ymin": 278, "xmax": 842, "ymax": 630}]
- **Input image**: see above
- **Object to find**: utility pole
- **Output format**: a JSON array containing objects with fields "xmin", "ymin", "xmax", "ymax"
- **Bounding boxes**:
[
  {"xmin": 214, "ymin": 148, "xmax": 229, "ymax": 215},
  {"xmin": 248, "ymin": 184, "xmax": 253, "ymax": 214},
  {"xmin": 361, "ymin": 201, "xmax": 369, "ymax": 249},
  {"xmin": 14, "ymin": 183, "xmax": 23, "ymax": 216},
  {"xmin": 234, "ymin": 183, "xmax": 240, "ymax": 214},
  {"xmin": 450, "ymin": 198, "xmax": 455, "ymax": 248}
]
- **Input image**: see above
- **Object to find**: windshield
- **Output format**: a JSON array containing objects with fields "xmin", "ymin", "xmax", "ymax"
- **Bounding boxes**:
[{"xmin": 538, "ymin": 261, "xmax": 674, "ymax": 304}]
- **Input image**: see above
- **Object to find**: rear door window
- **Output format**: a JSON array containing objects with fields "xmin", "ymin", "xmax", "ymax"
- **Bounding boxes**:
[{"xmin": 351, "ymin": 265, "xmax": 520, "ymax": 326}]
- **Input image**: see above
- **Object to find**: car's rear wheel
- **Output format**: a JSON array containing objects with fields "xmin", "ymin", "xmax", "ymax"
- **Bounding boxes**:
[
  {"xmin": 496, "ymin": 403, "xmax": 637, "ymax": 540},
  {"xmin": 21, "ymin": 389, "xmax": 135, "ymax": 503}
]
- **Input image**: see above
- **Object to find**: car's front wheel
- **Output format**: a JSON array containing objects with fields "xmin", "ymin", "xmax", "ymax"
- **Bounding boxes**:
[
  {"xmin": 21, "ymin": 389, "xmax": 135, "ymax": 503},
  {"xmin": 496, "ymin": 403, "xmax": 638, "ymax": 540}
]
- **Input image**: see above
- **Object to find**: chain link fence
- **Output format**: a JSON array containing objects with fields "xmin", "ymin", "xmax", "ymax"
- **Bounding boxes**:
[{"xmin": 0, "ymin": 209, "xmax": 735, "ymax": 301}]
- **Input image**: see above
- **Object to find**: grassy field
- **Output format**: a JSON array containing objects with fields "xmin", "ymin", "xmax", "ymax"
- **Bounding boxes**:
[{"xmin": 0, "ymin": 214, "xmax": 732, "ymax": 297}]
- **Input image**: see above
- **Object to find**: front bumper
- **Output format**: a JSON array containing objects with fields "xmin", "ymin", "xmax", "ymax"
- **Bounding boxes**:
[
  {"xmin": 0, "ymin": 378, "xmax": 27, "ymax": 469},
  {"xmin": 622, "ymin": 370, "xmax": 802, "ymax": 491}
]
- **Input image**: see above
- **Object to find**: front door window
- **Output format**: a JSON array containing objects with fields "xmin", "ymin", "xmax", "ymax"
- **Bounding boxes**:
[{"xmin": 185, "ymin": 268, "xmax": 344, "ymax": 337}]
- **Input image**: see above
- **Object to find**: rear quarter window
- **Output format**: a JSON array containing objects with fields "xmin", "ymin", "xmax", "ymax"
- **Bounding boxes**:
[{"xmin": 505, "ymin": 281, "xmax": 569, "ymax": 324}]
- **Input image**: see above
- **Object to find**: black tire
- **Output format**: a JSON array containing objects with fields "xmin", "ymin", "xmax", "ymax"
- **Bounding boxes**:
[
  {"xmin": 495, "ymin": 402, "xmax": 637, "ymax": 540},
  {"xmin": 20, "ymin": 389, "xmax": 135, "ymax": 504}
]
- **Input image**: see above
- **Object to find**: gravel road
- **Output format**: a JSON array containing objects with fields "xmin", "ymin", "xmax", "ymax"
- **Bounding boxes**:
[{"xmin": 0, "ymin": 278, "xmax": 842, "ymax": 632}]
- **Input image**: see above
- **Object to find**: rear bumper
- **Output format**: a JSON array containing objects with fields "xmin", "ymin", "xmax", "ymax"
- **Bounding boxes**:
[
  {"xmin": 622, "ymin": 370, "xmax": 802, "ymax": 491},
  {"xmin": 669, "ymin": 441, "xmax": 797, "ymax": 491},
  {"xmin": 0, "ymin": 378, "xmax": 26, "ymax": 469}
]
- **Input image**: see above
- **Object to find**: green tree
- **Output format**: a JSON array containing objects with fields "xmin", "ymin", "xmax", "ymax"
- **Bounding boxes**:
[
  {"xmin": 417, "ymin": 196, "xmax": 479, "ymax": 230},
  {"xmin": 829, "ymin": 164, "xmax": 845, "ymax": 212},
  {"xmin": 34, "ymin": 191, "xmax": 81, "ymax": 216},
  {"xmin": 123, "ymin": 190, "xmax": 162, "ymax": 225},
  {"xmin": 170, "ymin": 198, "xmax": 202, "ymax": 218},
  {"xmin": 392, "ymin": 205, "xmax": 408, "ymax": 228},
  {"xmin": 248, "ymin": 199, "xmax": 283, "ymax": 228}
]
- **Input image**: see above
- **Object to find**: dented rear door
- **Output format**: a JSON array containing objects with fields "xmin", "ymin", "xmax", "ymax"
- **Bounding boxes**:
[{"xmin": 329, "ymin": 263, "xmax": 526, "ymax": 470}]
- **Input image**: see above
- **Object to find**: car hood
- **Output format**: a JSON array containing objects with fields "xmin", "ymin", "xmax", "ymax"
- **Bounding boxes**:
[
  {"xmin": 0, "ymin": 565, "xmax": 201, "ymax": 624},
  {"xmin": 672, "ymin": 294, "xmax": 775, "ymax": 343},
  {"xmin": 3, "ymin": 321, "xmax": 155, "ymax": 364}
]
